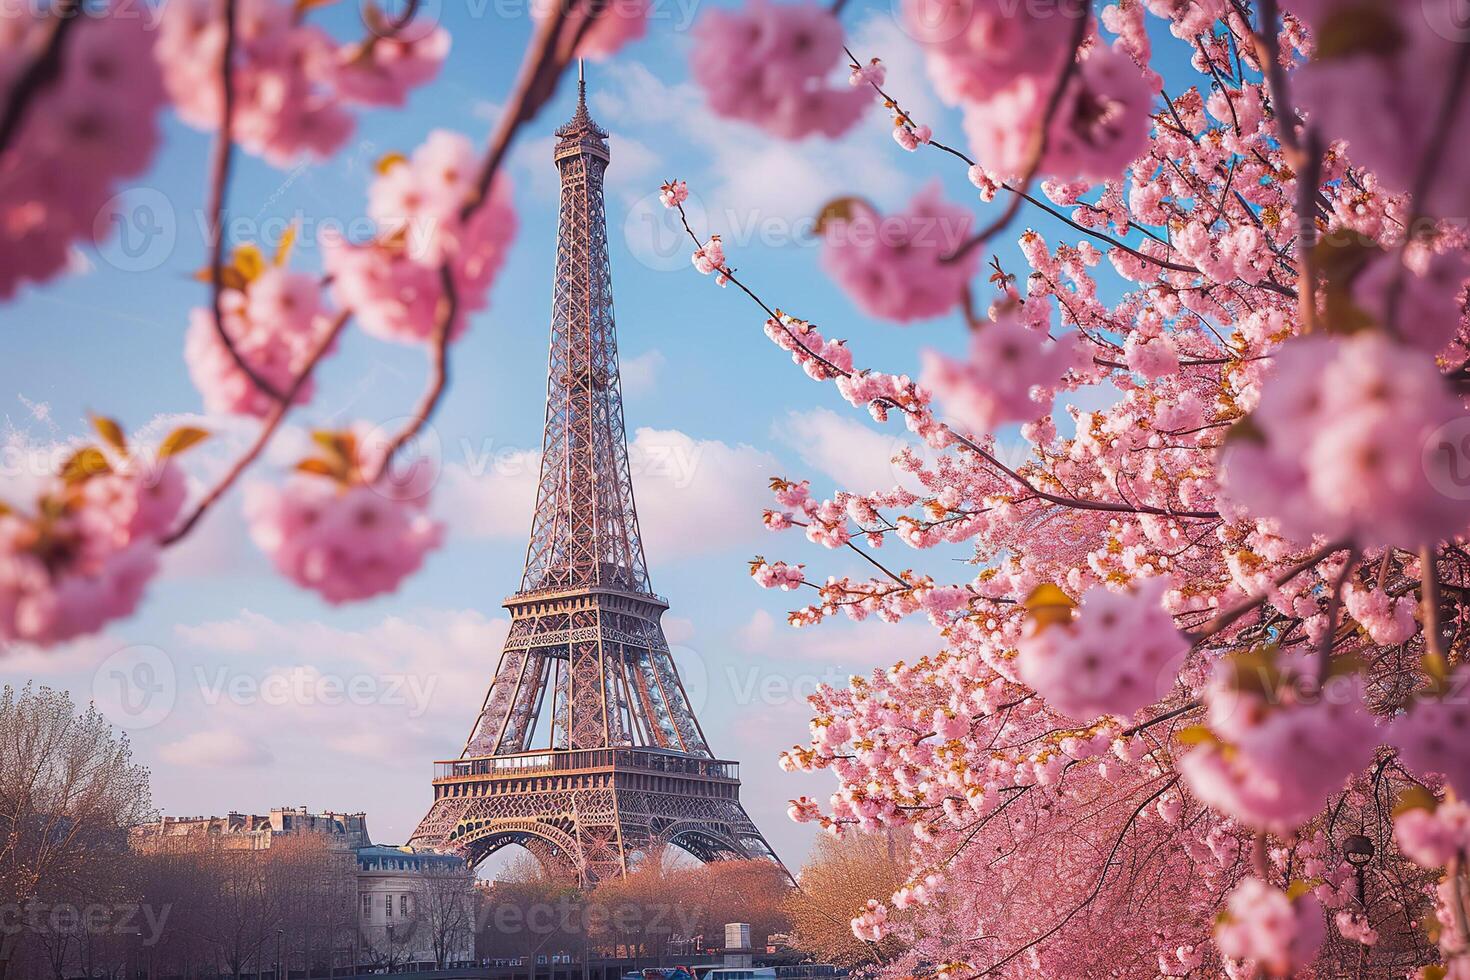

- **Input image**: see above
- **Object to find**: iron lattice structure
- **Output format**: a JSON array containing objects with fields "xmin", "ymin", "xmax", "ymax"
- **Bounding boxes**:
[{"xmin": 409, "ymin": 75, "xmax": 784, "ymax": 885}]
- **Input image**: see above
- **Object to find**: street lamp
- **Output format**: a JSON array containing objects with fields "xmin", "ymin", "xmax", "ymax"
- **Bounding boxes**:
[{"xmin": 1343, "ymin": 833, "xmax": 1375, "ymax": 905}]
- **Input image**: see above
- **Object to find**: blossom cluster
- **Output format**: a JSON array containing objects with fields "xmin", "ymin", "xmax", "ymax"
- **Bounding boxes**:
[
  {"xmin": 325, "ymin": 130, "xmax": 517, "ymax": 344},
  {"xmin": 157, "ymin": 0, "xmax": 448, "ymax": 166},
  {"xmin": 0, "ymin": 423, "xmax": 203, "ymax": 646},
  {"xmin": 690, "ymin": 0, "xmax": 869, "ymax": 140},
  {"xmin": 0, "ymin": 1, "xmax": 166, "ymax": 298}
]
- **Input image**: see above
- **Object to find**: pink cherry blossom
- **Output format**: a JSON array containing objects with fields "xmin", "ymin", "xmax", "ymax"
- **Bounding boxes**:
[
  {"xmin": 0, "ymin": 432, "xmax": 195, "ymax": 647},
  {"xmin": 820, "ymin": 186, "xmax": 979, "ymax": 323},
  {"xmin": 1342, "ymin": 583, "xmax": 1417, "ymax": 646},
  {"xmin": 533, "ymin": 0, "xmax": 649, "ymax": 59},
  {"xmin": 1214, "ymin": 877, "xmax": 1325, "ymax": 977},
  {"xmin": 751, "ymin": 559, "xmax": 806, "ymax": 591},
  {"xmin": 245, "ymin": 472, "xmax": 443, "ymax": 605},
  {"xmin": 660, "ymin": 179, "xmax": 689, "ymax": 209},
  {"xmin": 902, "ymin": 0, "xmax": 1079, "ymax": 106},
  {"xmin": 893, "ymin": 123, "xmax": 931, "ymax": 152},
  {"xmin": 324, "ymin": 131, "xmax": 517, "ymax": 344},
  {"xmin": 849, "ymin": 58, "xmax": 885, "ymax": 88},
  {"xmin": 921, "ymin": 313, "xmax": 1083, "ymax": 436},
  {"xmin": 690, "ymin": 0, "xmax": 869, "ymax": 140},
  {"xmin": 0, "ymin": 0, "xmax": 166, "ymax": 298},
  {"xmin": 331, "ymin": 22, "xmax": 450, "ymax": 106},
  {"xmin": 1181, "ymin": 655, "xmax": 1381, "ymax": 834},
  {"xmin": 157, "ymin": 0, "xmax": 445, "ymax": 166},
  {"xmin": 1391, "ymin": 681, "xmax": 1470, "ymax": 799},
  {"xmin": 1394, "ymin": 802, "xmax": 1470, "ymax": 869},
  {"xmin": 962, "ymin": 43, "xmax": 1153, "ymax": 182},
  {"xmin": 1220, "ymin": 333, "xmax": 1468, "ymax": 549},
  {"xmin": 184, "ymin": 267, "xmax": 331, "ymax": 417},
  {"xmin": 1015, "ymin": 577, "xmax": 1189, "ymax": 721}
]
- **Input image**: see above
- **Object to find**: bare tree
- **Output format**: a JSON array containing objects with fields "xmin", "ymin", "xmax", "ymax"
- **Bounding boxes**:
[
  {"xmin": 782, "ymin": 831, "xmax": 911, "ymax": 969},
  {"xmin": 414, "ymin": 858, "xmax": 475, "ymax": 967},
  {"xmin": 0, "ymin": 684, "xmax": 152, "ymax": 980}
]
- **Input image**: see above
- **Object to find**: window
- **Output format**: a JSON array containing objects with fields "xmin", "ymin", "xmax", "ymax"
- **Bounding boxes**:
[
  {"xmin": 362, "ymin": 894, "xmax": 371, "ymax": 919},
  {"xmin": 385, "ymin": 894, "xmax": 393, "ymax": 918},
  {"xmin": 400, "ymin": 894, "xmax": 409, "ymax": 917}
]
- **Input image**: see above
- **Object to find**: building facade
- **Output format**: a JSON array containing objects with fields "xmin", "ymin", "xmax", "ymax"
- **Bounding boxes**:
[{"xmin": 130, "ymin": 807, "xmax": 476, "ymax": 970}]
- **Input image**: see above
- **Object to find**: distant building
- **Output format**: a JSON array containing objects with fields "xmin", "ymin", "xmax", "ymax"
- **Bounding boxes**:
[
  {"xmin": 129, "ymin": 805, "xmax": 371, "ymax": 851},
  {"xmin": 357, "ymin": 845, "xmax": 476, "ymax": 967},
  {"xmin": 131, "ymin": 807, "xmax": 475, "ymax": 969}
]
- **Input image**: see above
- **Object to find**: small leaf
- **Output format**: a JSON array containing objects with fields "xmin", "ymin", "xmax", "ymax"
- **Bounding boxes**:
[
  {"xmin": 1222, "ymin": 414, "xmax": 1266, "ymax": 446},
  {"xmin": 1312, "ymin": 237, "xmax": 1381, "ymax": 335},
  {"xmin": 1314, "ymin": 6, "xmax": 1405, "ymax": 62},
  {"xmin": 1286, "ymin": 879, "xmax": 1322, "ymax": 901},
  {"xmin": 60, "ymin": 447, "xmax": 111, "ymax": 485},
  {"xmin": 231, "ymin": 243, "xmax": 266, "ymax": 285},
  {"xmin": 1393, "ymin": 785, "xmax": 1439, "ymax": 817},
  {"xmin": 814, "ymin": 196, "xmax": 872, "ymax": 235},
  {"xmin": 1173, "ymin": 725, "xmax": 1218, "ymax": 747},
  {"xmin": 1324, "ymin": 652, "xmax": 1366, "ymax": 679},
  {"xmin": 295, "ymin": 458, "xmax": 341, "ymax": 479},
  {"xmin": 90, "ymin": 415, "xmax": 127, "ymax": 454},
  {"xmin": 376, "ymin": 152, "xmax": 409, "ymax": 175},
  {"xmin": 1228, "ymin": 645, "xmax": 1282, "ymax": 698},
  {"xmin": 273, "ymin": 220, "xmax": 299, "ymax": 267},
  {"xmin": 1420, "ymin": 967, "xmax": 1446, "ymax": 980},
  {"xmin": 1023, "ymin": 583, "xmax": 1076, "ymax": 632},
  {"xmin": 1424, "ymin": 651, "xmax": 1452, "ymax": 695},
  {"xmin": 159, "ymin": 427, "xmax": 210, "ymax": 458}
]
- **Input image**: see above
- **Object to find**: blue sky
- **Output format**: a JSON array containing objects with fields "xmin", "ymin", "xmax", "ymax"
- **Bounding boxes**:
[{"xmin": 0, "ymin": 0, "xmax": 1200, "ymax": 869}]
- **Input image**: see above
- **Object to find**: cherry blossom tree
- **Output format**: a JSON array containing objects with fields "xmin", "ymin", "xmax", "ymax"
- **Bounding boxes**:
[
  {"xmin": 0, "ymin": 0, "xmax": 638, "ymax": 639},
  {"xmin": 671, "ymin": 0, "xmax": 1470, "ymax": 975},
  {"xmin": 7, "ymin": 0, "xmax": 1470, "ymax": 973}
]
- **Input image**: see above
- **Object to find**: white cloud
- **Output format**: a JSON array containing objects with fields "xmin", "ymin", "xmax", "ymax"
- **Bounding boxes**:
[
  {"xmin": 620, "ymin": 349, "xmax": 665, "ymax": 395},
  {"xmin": 435, "ymin": 446, "xmax": 541, "ymax": 541},
  {"xmin": 439, "ymin": 426, "xmax": 782, "ymax": 561},
  {"xmin": 773, "ymin": 407, "xmax": 916, "ymax": 494},
  {"xmin": 159, "ymin": 730, "xmax": 274, "ymax": 768},
  {"xmin": 627, "ymin": 427, "xmax": 781, "ymax": 561},
  {"xmin": 590, "ymin": 60, "xmax": 914, "ymax": 232}
]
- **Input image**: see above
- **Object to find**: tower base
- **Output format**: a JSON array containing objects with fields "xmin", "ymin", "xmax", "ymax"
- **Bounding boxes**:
[{"xmin": 409, "ymin": 747, "xmax": 782, "ymax": 884}]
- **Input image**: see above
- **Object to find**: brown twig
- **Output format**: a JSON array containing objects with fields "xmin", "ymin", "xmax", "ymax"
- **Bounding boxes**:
[
  {"xmin": 161, "ymin": 311, "xmax": 354, "ymax": 546},
  {"xmin": 372, "ymin": 0, "xmax": 587, "ymax": 480},
  {"xmin": 1186, "ymin": 540, "xmax": 1347, "ymax": 644},
  {"xmin": 944, "ymin": 12, "xmax": 1089, "ymax": 265},
  {"xmin": 204, "ymin": 0, "xmax": 287, "ymax": 403},
  {"xmin": 0, "ymin": 0, "xmax": 81, "ymax": 158}
]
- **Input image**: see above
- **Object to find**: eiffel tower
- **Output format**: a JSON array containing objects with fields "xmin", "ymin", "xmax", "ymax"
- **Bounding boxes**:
[{"xmin": 409, "ymin": 68, "xmax": 784, "ymax": 885}]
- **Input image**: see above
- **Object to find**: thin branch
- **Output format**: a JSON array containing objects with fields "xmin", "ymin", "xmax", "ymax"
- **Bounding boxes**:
[
  {"xmin": 161, "ymin": 311, "xmax": 353, "ymax": 546},
  {"xmin": 0, "ymin": 0, "xmax": 81, "ymax": 157},
  {"xmin": 204, "ymin": 0, "xmax": 287, "ymax": 403}
]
